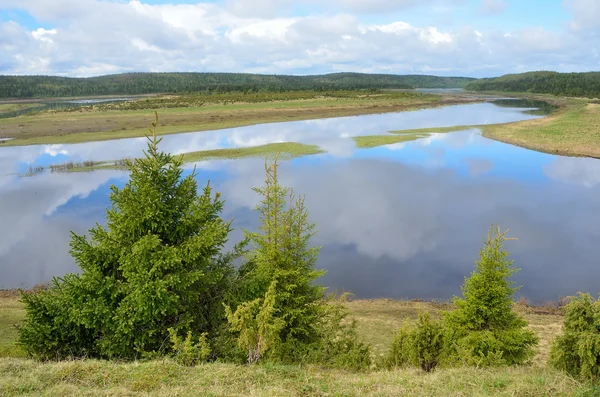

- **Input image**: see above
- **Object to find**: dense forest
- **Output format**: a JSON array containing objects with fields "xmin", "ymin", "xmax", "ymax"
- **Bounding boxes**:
[
  {"xmin": 0, "ymin": 73, "xmax": 476, "ymax": 98},
  {"xmin": 466, "ymin": 71, "xmax": 600, "ymax": 98}
]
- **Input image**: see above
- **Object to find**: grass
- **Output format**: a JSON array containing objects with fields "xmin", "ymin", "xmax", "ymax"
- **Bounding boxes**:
[
  {"xmin": 388, "ymin": 125, "xmax": 481, "ymax": 134},
  {"xmin": 1, "ymin": 294, "xmax": 590, "ymax": 396},
  {"xmin": 353, "ymin": 134, "xmax": 421, "ymax": 148},
  {"xmin": 0, "ymin": 291, "xmax": 26, "ymax": 359},
  {"xmin": 181, "ymin": 142, "xmax": 325, "ymax": 162},
  {"xmin": 0, "ymin": 92, "xmax": 482, "ymax": 146},
  {"xmin": 0, "ymin": 358, "xmax": 593, "ymax": 396},
  {"xmin": 0, "ymin": 103, "xmax": 43, "ymax": 114},
  {"xmin": 385, "ymin": 95, "xmax": 600, "ymax": 158},
  {"xmin": 480, "ymin": 98, "xmax": 600, "ymax": 158}
]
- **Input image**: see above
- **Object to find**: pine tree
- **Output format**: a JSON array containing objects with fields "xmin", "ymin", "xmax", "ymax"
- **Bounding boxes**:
[
  {"xmin": 444, "ymin": 225, "xmax": 538, "ymax": 366},
  {"xmin": 229, "ymin": 157, "xmax": 327, "ymax": 361},
  {"xmin": 19, "ymin": 113, "xmax": 239, "ymax": 359}
]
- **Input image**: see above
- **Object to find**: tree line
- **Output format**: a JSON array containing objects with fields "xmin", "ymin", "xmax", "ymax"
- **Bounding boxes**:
[
  {"xmin": 466, "ymin": 71, "xmax": 600, "ymax": 98},
  {"xmin": 17, "ymin": 115, "xmax": 600, "ymax": 380},
  {"xmin": 0, "ymin": 73, "xmax": 475, "ymax": 98}
]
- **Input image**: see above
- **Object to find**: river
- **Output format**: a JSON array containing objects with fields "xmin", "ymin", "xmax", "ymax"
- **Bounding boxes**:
[{"xmin": 1, "ymin": 99, "xmax": 598, "ymax": 303}]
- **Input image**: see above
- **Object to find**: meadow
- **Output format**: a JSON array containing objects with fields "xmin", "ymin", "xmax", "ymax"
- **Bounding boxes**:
[{"xmin": 1, "ymin": 292, "xmax": 595, "ymax": 397}]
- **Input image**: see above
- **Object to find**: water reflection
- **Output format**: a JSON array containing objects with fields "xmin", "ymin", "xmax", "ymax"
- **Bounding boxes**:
[
  {"xmin": 0, "ymin": 98, "xmax": 134, "ymax": 119},
  {"xmin": 1, "ymin": 100, "xmax": 599, "ymax": 303},
  {"xmin": 0, "ymin": 101, "xmax": 544, "ymax": 175}
]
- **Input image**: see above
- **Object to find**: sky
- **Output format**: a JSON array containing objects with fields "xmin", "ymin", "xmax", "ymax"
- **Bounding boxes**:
[{"xmin": 0, "ymin": 0, "xmax": 598, "ymax": 77}]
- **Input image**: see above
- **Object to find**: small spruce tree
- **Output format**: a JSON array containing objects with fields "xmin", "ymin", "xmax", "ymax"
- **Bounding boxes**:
[
  {"xmin": 229, "ymin": 157, "xmax": 326, "ymax": 361},
  {"xmin": 228, "ymin": 157, "xmax": 370, "ymax": 367},
  {"xmin": 19, "ymin": 114, "xmax": 240, "ymax": 359},
  {"xmin": 550, "ymin": 293, "xmax": 600, "ymax": 380},
  {"xmin": 444, "ymin": 225, "xmax": 538, "ymax": 366}
]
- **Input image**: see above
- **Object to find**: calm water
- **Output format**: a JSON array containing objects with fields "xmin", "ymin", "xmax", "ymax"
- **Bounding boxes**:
[
  {"xmin": 0, "ymin": 98, "xmax": 134, "ymax": 119},
  {"xmin": 1, "ymin": 100, "xmax": 599, "ymax": 302}
]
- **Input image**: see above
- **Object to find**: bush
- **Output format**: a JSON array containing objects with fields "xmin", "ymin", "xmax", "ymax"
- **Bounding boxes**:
[
  {"xmin": 383, "ymin": 313, "xmax": 445, "ymax": 372},
  {"xmin": 19, "ymin": 114, "xmax": 241, "ymax": 360},
  {"xmin": 307, "ymin": 295, "xmax": 372, "ymax": 371},
  {"xmin": 443, "ymin": 225, "xmax": 538, "ymax": 366},
  {"xmin": 550, "ymin": 293, "xmax": 600, "ymax": 380},
  {"xmin": 413, "ymin": 313, "xmax": 445, "ymax": 372},
  {"xmin": 382, "ymin": 325, "xmax": 413, "ymax": 368},
  {"xmin": 169, "ymin": 329, "xmax": 211, "ymax": 366}
]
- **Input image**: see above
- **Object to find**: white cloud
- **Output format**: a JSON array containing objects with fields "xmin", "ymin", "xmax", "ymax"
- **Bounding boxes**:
[
  {"xmin": 31, "ymin": 28, "xmax": 57, "ymax": 43},
  {"xmin": 479, "ymin": 0, "xmax": 507, "ymax": 15},
  {"xmin": 0, "ymin": 0, "xmax": 597, "ymax": 77},
  {"xmin": 563, "ymin": 0, "xmax": 600, "ymax": 29}
]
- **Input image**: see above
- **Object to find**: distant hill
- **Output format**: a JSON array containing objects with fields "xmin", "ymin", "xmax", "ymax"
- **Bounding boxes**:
[
  {"xmin": 0, "ymin": 72, "xmax": 476, "ymax": 99},
  {"xmin": 465, "ymin": 71, "xmax": 600, "ymax": 98}
]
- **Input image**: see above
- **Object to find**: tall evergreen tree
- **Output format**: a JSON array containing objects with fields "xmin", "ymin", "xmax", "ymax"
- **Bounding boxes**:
[{"xmin": 19, "ymin": 114, "xmax": 239, "ymax": 359}]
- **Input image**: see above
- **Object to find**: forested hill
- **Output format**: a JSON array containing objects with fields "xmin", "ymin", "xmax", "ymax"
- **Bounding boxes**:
[
  {"xmin": 0, "ymin": 73, "xmax": 476, "ymax": 98},
  {"xmin": 465, "ymin": 71, "xmax": 600, "ymax": 98}
]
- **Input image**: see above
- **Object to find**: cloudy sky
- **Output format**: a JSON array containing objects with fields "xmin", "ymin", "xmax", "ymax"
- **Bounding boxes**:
[{"xmin": 0, "ymin": 0, "xmax": 598, "ymax": 77}]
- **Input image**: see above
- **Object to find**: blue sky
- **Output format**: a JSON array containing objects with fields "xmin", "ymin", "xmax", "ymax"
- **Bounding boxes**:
[{"xmin": 0, "ymin": 0, "xmax": 598, "ymax": 77}]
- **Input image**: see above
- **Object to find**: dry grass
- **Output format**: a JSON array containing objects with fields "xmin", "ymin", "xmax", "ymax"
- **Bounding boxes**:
[{"xmin": 346, "ymin": 299, "xmax": 564, "ymax": 365}]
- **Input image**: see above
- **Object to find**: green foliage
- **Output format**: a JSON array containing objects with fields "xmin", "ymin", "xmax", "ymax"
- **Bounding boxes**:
[
  {"xmin": 18, "ymin": 114, "xmax": 240, "ymax": 360},
  {"xmin": 307, "ymin": 295, "xmax": 372, "ymax": 371},
  {"xmin": 382, "ymin": 314, "xmax": 445, "ymax": 372},
  {"xmin": 225, "ymin": 280, "xmax": 285, "ymax": 364},
  {"xmin": 230, "ymin": 157, "xmax": 327, "ymax": 362},
  {"xmin": 227, "ymin": 158, "xmax": 370, "ymax": 369},
  {"xmin": 0, "ymin": 72, "xmax": 476, "ymax": 98},
  {"xmin": 444, "ymin": 225, "xmax": 538, "ymax": 366},
  {"xmin": 412, "ymin": 313, "xmax": 445, "ymax": 372},
  {"xmin": 382, "ymin": 325, "xmax": 414, "ymax": 368},
  {"xmin": 550, "ymin": 293, "xmax": 600, "ymax": 381},
  {"xmin": 466, "ymin": 71, "xmax": 600, "ymax": 98},
  {"xmin": 169, "ymin": 329, "xmax": 211, "ymax": 366}
]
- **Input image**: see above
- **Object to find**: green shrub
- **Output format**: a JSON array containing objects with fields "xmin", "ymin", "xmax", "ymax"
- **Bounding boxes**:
[
  {"xmin": 225, "ymin": 280, "xmax": 285, "ymax": 364},
  {"xmin": 306, "ymin": 295, "xmax": 372, "ymax": 371},
  {"xmin": 382, "ymin": 325, "xmax": 413, "ymax": 368},
  {"xmin": 412, "ymin": 313, "xmax": 445, "ymax": 372},
  {"xmin": 19, "ymin": 114, "xmax": 242, "ymax": 360},
  {"xmin": 169, "ymin": 329, "xmax": 211, "ymax": 366},
  {"xmin": 443, "ymin": 225, "xmax": 538, "ymax": 366},
  {"xmin": 383, "ymin": 313, "xmax": 444, "ymax": 372},
  {"xmin": 550, "ymin": 293, "xmax": 600, "ymax": 380}
]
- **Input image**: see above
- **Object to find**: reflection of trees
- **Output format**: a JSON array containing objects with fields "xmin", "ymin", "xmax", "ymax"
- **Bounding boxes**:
[{"xmin": 491, "ymin": 99, "xmax": 555, "ymax": 115}]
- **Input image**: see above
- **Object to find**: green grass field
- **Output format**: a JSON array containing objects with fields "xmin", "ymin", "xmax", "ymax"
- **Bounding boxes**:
[
  {"xmin": 1, "ymin": 293, "xmax": 594, "ymax": 396},
  {"xmin": 480, "ymin": 99, "xmax": 600, "ymax": 158}
]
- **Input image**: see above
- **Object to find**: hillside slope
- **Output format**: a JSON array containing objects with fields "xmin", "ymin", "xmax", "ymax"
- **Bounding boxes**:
[
  {"xmin": 466, "ymin": 71, "xmax": 600, "ymax": 98},
  {"xmin": 0, "ymin": 73, "xmax": 476, "ymax": 98}
]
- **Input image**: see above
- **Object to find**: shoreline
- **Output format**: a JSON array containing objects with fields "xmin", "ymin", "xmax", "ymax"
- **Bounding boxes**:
[{"xmin": 0, "ymin": 94, "xmax": 485, "ymax": 147}]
